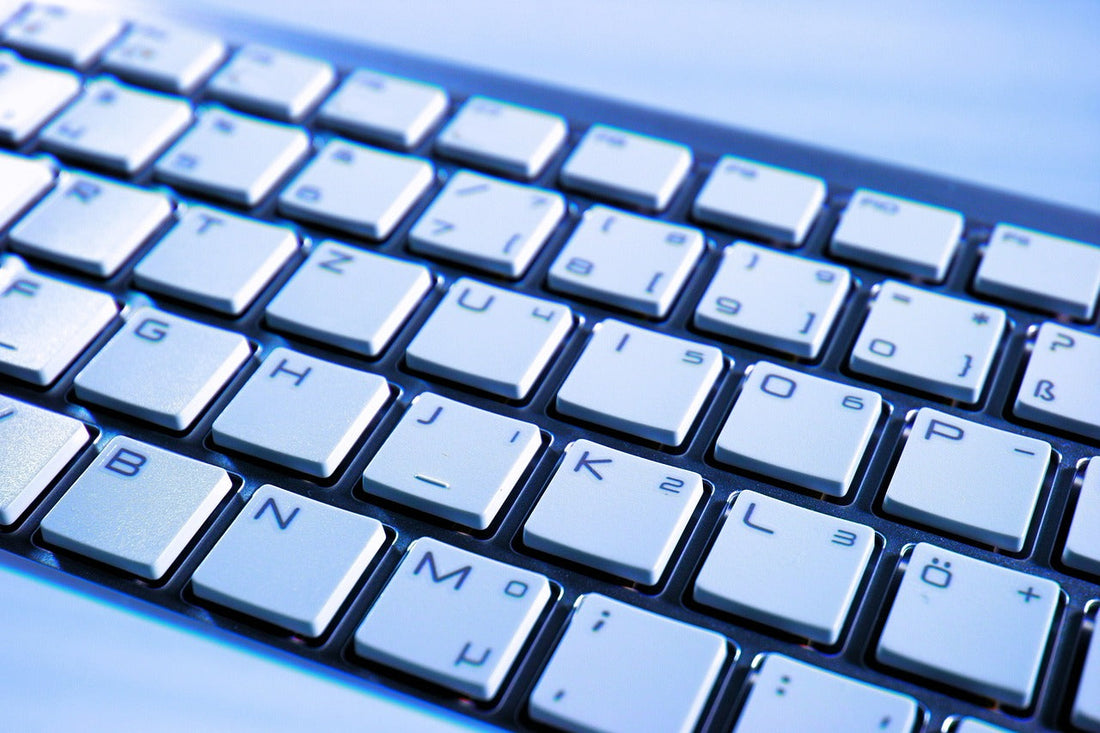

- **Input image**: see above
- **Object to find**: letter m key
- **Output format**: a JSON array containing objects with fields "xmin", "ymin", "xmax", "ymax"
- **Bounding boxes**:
[{"xmin": 414, "ymin": 551, "xmax": 472, "ymax": 590}]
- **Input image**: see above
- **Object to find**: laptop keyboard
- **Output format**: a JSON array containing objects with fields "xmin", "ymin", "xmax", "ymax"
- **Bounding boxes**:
[{"xmin": 1, "ymin": 4, "xmax": 1099, "ymax": 732}]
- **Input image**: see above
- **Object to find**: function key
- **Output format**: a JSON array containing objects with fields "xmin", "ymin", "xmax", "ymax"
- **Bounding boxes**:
[
  {"xmin": 318, "ymin": 69, "xmax": 447, "ymax": 150},
  {"xmin": 849, "ymin": 280, "xmax": 1005, "ymax": 403},
  {"xmin": 1014, "ymin": 322, "xmax": 1100, "ymax": 442},
  {"xmin": 732, "ymin": 654, "xmax": 918, "ymax": 733},
  {"xmin": 547, "ymin": 204, "xmax": 704, "ymax": 317},
  {"xmin": 435, "ymin": 96, "xmax": 566, "ymax": 180},
  {"xmin": 101, "ymin": 23, "xmax": 226, "ymax": 94},
  {"xmin": 39, "ymin": 78, "xmax": 193, "ymax": 174},
  {"xmin": 0, "ymin": 50, "xmax": 80, "ymax": 144},
  {"xmin": 974, "ymin": 224, "xmax": 1100, "ymax": 319},
  {"xmin": 882, "ymin": 407, "xmax": 1050, "ymax": 552},
  {"xmin": 206, "ymin": 44, "xmax": 335, "ymax": 122},
  {"xmin": 354, "ymin": 537, "xmax": 551, "ymax": 701},
  {"xmin": 529, "ymin": 593, "xmax": 726, "ymax": 733},
  {"xmin": 1, "ymin": 4, "xmax": 122, "ymax": 69},
  {"xmin": 693, "ymin": 155, "xmax": 825, "ymax": 245},
  {"xmin": 561, "ymin": 124, "xmax": 691, "ymax": 211},
  {"xmin": 876, "ymin": 542, "xmax": 1059, "ymax": 708},
  {"xmin": 831, "ymin": 188, "xmax": 963, "ymax": 281},
  {"xmin": 694, "ymin": 242, "xmax": 851, "ymax": 359}
]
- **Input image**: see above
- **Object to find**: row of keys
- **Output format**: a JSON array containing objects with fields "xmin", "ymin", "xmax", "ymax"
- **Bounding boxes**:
[
  {"xmin": 4, "ymin": 401, "xmax": 1089, "ymax": 725},
  {"xmin": 4, "ymin": 37, "xmax": 1098, "ymax": 322}
]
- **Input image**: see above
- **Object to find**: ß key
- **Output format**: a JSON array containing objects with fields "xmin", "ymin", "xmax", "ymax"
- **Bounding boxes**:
[{"xmin": 1014, "ymin": 322, "xmax": 1100, "ymax": 442}]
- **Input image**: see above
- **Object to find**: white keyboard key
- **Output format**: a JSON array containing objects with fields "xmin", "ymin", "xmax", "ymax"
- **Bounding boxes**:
[
  {"xmin": 975, "ymin": 224, "xmax": 1100, "ymax": 319},
  {"xmin": 1064, "ymin": 458, "xmax": 1100, "ymax": 576},
  {"xmin": 694, "ymin": 243, "xmax": 851, "ymax": 358},
  {"xmin": 155, "ymin": 108, "xmax": 309, "ymax": 206},
  {"xmin": 318, "ymin": 69, "xmax": 447, "ymax": 149},
  {"xmin": 693, "ymin": 155, "xmax": 826, "ymax": 245},
  {"xmin": 278, "ymin": 138, "xmax": 433, "ymax": 240},
  {"xmin": 529, "ymin": 593, "xmax": 726, "ymax": 733},
  {"xmin": 560, "ymin": 124, "xmax": 692, "ymax": 211},
  {"xmin": 954, "ymin": 718, "xmax": 1012, "ymax": 733},
  {"xmin": 556, "ymin": 319, "xmax": 723, "ymax": 445},
  {"xmin": 265, "ymin": 242, "xmax": 431, "ymax": 358},
  {"xmin": 0, "ymin": 152, "xmax": 53, "ymax": 230},
  {"xmin": 435, "ymin": 96, "xmax": 566, "ymax": 179},
  {"xmin": 547, "ymin": 204, "xmax": 705, "ymax": 317},
  {"xmin": 39, "ymin": 436, "xmax": 232, "ymax": 580},
  {"xmin": 732, "ymin": 654, "xmax": 919, "ymax": 733},
  {"xmin": 877, "ymin": 542, "xmax": 1059, "ymax": 707},
  {"xmin": 0, "ymin": 50, "xmax": 80, "ymax": 143},
  {"xmin": 354, "ymin": 537, "xmax": 550, "ymax": 701},
  {"xmin": 211, "ymin": 347, "xmax": 389, "ymax": 478},
  {"xmin": 884, "ymin": 408, "xmax": 1050, "ymax": 551},
  {"xmin": 850, "ymin": 280, "xmax": 1005, "ymax": 403},
  {"xmin": 9, "ymin": 173, "xmax": 172, "ymax": 277},
  {"xmin": 192, "ymin": 484, "xmax": 386, "ymax": 637},
  {"xmin": 1074, "ymin": 617, "xmax": 1100, "ymax": 732},
  {"xmin": 1, "ymin": 5, "xmax": 121, "ymax": 69},
  {"xmin": 695, "ymin": 491, "xmax": 873, "ymax": 644},
  {"xmin": 207, "ymin": 44, "xmax": 334, "ymax": 121},
  {"xmin": 134, "ymin": 205, "xmax": 298, "ymax": 315},
  {"xmin": 74, "ymin": 307, "xmax": 250, "ymax": 431},
  {"xmin": 39, "ymin": 78, "xmax": 192, "ymax": 174},
  {"xmin": 363, "ymin": 393, "xmax": 540, "ymax": 530},
  {"xmin": 101, "ymin": 23, "xmax": 226, "ymax": 94},
  {"xmin": 408, "ymin": 169, "xmax": 564, "ymax": 277},
  {"xmin": 714, "ymin": 362, "xmax": 881, "ymax": 497},
  {"xmin": 1015, "ymin": 322, "xmax": 1100, "ymax": 441},
  {"xmin": 0, "ymin": 255, "xmax": 117, "ymax": 385},
  {"xmin": 524, "ymin": 438, "xmax": 703, "ymax": 584},
  {"xmin": 406, "ymin": 278, "xmax": 572, "ymax": 399},
  {"xmin": 0, "ymin": 396, "xmax": 89, "ymax": 525},
  {"xmin": 831, "ymin": 188, "xmax": 963, "ymax": 280}
]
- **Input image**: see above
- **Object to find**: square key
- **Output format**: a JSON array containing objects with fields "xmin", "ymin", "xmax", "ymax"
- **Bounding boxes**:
[
  {"xmin": 406, "ymin": 278, "xmax": 572, "ymax": 400},
  {"xmin": 192, "ymin": 484, "xmax": 386, "ymax": 637},
  {"xmin": 354, "ymin": 537, "xmax": 551, "ymax": 700},
  {"xmin": 318, "ymin": 69, "xmax": 447, "ymax": 149},
  {"xmin": 40, "ymin": 436, "xmax": 232, "ymax": 580},
  {"xmin": 212, "ymin": 347, "xmax": 390, "ymax": 478},
  {"xmin": 207, "ymin": 44, "xmax": 334, "ymax": 122},
  {"xmin": 850, "ymin": 280, "xmax": 1005, "ymax": 403},
  {"xmin": 0, "ymin": 50, "xmax": 81, "ymax": 144},
  {"xmin": 694, "ymin": 491, "xmax": 873, "ymax": 644},
  {"xmin": 74, "ymin": 307, "xmax": 250, "ymax": 431},
  {"xmin": 876, "ymin": 543, "xmax": 1059, "ymax": 707},
  {"xmin": 2, "ymin": 5, "xmax": 122, "ymax": 69},
  {"xmin": 556, "ymin": 319, "xmax": 724, "ymax": 446},
  {"xmin": 523, "ymin": 439, "xmax": 703, "ymax": 585},
  {"xmin": 363, "ymin": 393, "xmax": 541, "ymax": 530},
  {"xmin": 435, "ymin": 96, "xmax": 566, "ymax": 179},
  {"xmin": 134, "ymin": 205, "xmax": 298, "ymax": 315},
  {"xmin": 265, "ymin": 242, "xmax": 431, "ymax": 358},
  {"xmin": 101, "ymin": 23, "xmax": 226, "ymax": 94}
]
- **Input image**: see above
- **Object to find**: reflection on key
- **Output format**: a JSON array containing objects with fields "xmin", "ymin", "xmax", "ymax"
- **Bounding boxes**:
[
  {"xmin": 192, "ymin": 484, "xmax": 387, "ymax": 637},
  {"xmin": 0, "ymin": 396, "xmax": 90, "ymax": 526},
  {"xmin": 529, "ymin": 593, "xmax": 727, "ymax": 733},
  {"xmin": 876, "ymin": 543, "xmax": 1059, "ymax": 707},
  {"xmin": 354, "ymin": 537, "xmax": 550, "ymax": 701}
]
